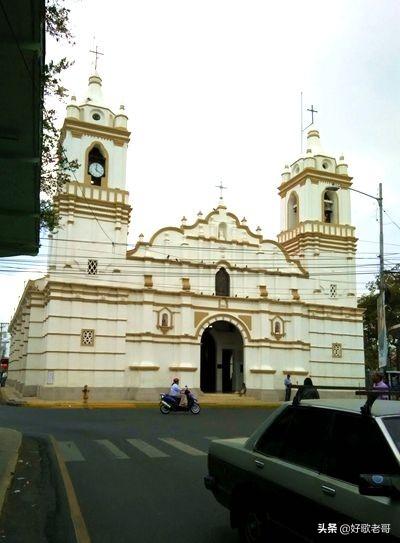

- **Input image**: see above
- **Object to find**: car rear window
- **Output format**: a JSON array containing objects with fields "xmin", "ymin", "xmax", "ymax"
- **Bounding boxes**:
[
  {"xmin": 255, "ymin": 406, "xmax": 332, "ymax": 472},
  {"xmin": 382, "ymin": 416, "xmax": 400, "ymax": 455},
  {"xmin": 325, "ymin": 413, "xmax": 399, "ymax": 485}
]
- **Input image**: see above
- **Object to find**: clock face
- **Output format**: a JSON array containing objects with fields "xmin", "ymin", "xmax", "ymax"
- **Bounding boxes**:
[{"xmin": 89, "ymin": 162, "xmax": 104, "ymax": 178}]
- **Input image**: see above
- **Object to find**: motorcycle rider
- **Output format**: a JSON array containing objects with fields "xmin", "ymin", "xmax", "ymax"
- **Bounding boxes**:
[{"xmin": 169, "ymin": 377, "xmax": 183, "ymax": 407}]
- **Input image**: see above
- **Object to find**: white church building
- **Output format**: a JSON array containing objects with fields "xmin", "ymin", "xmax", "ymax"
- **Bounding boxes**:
[{"xmin": 8, "ymin": 73, "xmax": 365, "ymax": 400}]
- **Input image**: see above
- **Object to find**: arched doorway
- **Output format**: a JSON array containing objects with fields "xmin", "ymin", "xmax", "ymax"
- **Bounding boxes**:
[{"xmin": 200, "ymin": 321, "xmax": 244, "ymax": 393}]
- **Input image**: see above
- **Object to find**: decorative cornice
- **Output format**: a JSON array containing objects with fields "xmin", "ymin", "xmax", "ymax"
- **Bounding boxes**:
[
  {"xmin": 61, "ymin": 118, "xmax": 131, "ymax": 146},
  {"xmin": 129, "ymin": 365, "xmax": 159, "ymax": 371},
  {"xmin": 250, "ymin": 368, "xmax": 276, "ymax": 374},
  {"xmin": 278, "ymin": 168, "xmax": 352, "ymax": 198},
  {"xmin": 169, "ymin": 366, "xmax": 197, "ymax": 372}
]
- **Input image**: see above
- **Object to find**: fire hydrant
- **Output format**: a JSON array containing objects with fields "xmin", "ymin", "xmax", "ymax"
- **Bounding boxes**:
[{"xmin": 82, "ymin": 384, "xmax": 90, "ymax": 404}]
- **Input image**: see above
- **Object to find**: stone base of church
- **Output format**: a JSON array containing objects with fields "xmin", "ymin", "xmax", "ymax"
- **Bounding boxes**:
[
  {"xmin": 250, "ymin": 387, "xmax": 358, "ymax": 402},
  {"xmin": 11, "ymin": 381, "xmax": 38, "ymax": 397},
  {"xmin": 247, "ymin": 388, "xmax": 281, "ymax": 402},
  {"xmin": 8, "ymin": 379, "xmax": 360, "ymax": 402}
]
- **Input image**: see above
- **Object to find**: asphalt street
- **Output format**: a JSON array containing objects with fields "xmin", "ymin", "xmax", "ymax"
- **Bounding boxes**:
[{"xmin": 0, "ymin": 406, "xmax": 274, "ymax": 543}]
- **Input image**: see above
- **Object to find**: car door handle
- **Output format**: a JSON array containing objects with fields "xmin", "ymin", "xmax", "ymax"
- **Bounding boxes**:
[
  {"xmin": 254, "ymin": 460, "xmax": 264, "ymax": 469},
  {"xmin": 321, "ymin": 485, "xmax": 336, "ymax": 497}
]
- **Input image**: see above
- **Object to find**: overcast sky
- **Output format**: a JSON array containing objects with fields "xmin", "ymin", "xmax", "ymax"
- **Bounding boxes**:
[{"xmin": 2, "ymin": 0, "xmax": 400, "ymax": 323}]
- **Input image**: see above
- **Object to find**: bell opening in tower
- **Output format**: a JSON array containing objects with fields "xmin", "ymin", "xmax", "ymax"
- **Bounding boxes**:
[
  {"xmin": 88, "ymin": 146, "xmax": 106, "ymax": 186},
  {"xmin": 323, "ymin": 191, "xmax": 335, "ymax": 223}
]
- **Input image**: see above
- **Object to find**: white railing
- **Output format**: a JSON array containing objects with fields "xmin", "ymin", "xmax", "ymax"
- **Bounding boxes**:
[
  {"xmin": 66, "ymin": 182, "xmax": 128, "ymax": 204},
  {"xmin": 277, "ymin": 221, "xmax": 355, "ymax": 243}
]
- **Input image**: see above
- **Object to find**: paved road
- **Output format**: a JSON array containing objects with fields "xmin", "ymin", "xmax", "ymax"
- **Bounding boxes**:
[{"xmin": 0, "ymin": 406, "xmax": 274, "ymax": 543}]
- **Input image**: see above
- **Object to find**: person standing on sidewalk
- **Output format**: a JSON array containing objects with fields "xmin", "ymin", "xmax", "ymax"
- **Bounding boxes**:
[
  {"xmin": 372, "ymin": 372, "xmax": 389, "ymax": 400},
  {"xmin": 284, "ymin": 374, "xmax": 292, "ymax": 401},
  {"xmin": 0, "ymin": 368, "xmax": 7, "ymax": 387},
  {"xmin": 293, "ymin": 377, "xmax": 320, "ymax": 404}
]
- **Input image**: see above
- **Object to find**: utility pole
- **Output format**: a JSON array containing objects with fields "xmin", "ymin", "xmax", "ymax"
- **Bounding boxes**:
[
  {"xmin": 377, "ymin": 182, "xmax": 387, "ymax": 369},
  {"xmin": 326, "ymin": 182, "xmax": 387, "ymax": 370}
]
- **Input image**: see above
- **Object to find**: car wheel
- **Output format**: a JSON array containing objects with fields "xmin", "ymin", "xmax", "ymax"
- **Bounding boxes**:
[
  {"xmin": 160, "ymin": 404, "xmax": 170, "ymax": 414},
  {"xmin": 238, "ymin": 505, "xmax": 268, "ymax": 543},
  {"xmin": 190, "ymin": 403, "xmax": 201, "ymax": 414}
]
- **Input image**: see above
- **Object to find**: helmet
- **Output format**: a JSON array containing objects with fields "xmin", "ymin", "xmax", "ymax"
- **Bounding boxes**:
[{"xmin": 173, "ymin": 377, "xmax": 179, "ymax": 383}]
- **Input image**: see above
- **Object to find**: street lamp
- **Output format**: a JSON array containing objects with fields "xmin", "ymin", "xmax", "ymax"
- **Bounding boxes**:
[{"xmin": 326, "ymin": 183, "xmax": 387, "ymax": 370}]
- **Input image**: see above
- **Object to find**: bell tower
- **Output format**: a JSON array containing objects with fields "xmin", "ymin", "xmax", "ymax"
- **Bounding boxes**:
[
  {"xmin": 48, "ymin": 72, "xmax": 131, "ymax": 275},
  {"xmin": 277, "ymin": 128, "xmax": 358, "ymax": 305}
]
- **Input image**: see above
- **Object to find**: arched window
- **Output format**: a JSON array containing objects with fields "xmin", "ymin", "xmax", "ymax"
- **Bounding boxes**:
[
  {"xmin": 271, "ymin": 316, "xmax": 285, "ymax": 339},
  {"xmin": 88, "ymin": 145, "xmax": 106, "ymax": 186},
  {"xmin": 323, "ymin": 190, "xmax": 338, "ymax": 223},
  {"xmin": 215, "ymin": 267, "xmax": 230, "ymax": 297},
  {"xmin": 288, "ymin": 192, "xmax": 299, "ymax": 229}
]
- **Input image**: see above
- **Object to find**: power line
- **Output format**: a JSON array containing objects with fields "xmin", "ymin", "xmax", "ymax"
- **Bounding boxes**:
[{"xmin": 383, "ymin": 209, "xmax": 400, "ymax": 234}]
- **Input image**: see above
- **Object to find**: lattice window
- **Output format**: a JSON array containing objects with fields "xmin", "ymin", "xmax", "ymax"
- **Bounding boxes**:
[
  {"xmin": 87, "ymin": 259, "xmax": 98, "ymax": 275},
  {"xmin": 329, "ymin": 284, "xmax": 337, "ymax": 298},
  {"xmin": 332, "ymin": 343, "xmax": 342, "ymax": 358},
  {"xmin": 81, "ymin": 329, "xmax": 95, "ymax": 346}
]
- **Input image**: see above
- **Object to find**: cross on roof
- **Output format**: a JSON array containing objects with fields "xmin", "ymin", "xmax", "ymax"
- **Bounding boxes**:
[
  {"xmin": 307, "ymin": 104, "xmax": 318, "ymax": 125},
  {"xmin": 216, "ymin": 181, "xmax": 227, "ymax": 201},
  {"xmin": 89, "ymin": 45, "xmax": 104, "ymax": 71}
]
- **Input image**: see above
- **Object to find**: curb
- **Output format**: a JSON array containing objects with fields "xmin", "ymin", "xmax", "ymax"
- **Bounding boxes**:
[
  {"xmin": 0, "ymin": 428, "xmax": 22, "ymax": 516},
  {"xmin": 49, "ymin": 435, "xmax": 91, "ymax": 543},
  {"xmin": 3, "ymin": 388, "xmax": 281, "ymax": 410}
]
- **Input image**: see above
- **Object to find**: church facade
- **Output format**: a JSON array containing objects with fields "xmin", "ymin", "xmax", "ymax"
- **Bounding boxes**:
[{"xmin": 8, "ymin": 74, "xmax": 365, "ymax": 400}]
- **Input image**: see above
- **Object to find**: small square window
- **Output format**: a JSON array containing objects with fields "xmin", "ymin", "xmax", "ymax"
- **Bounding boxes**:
[
  {"xmin": 329, "ymin": 284, "xmax": 337, "ymax": 298},
  {"xmin": 87, "ymin": 259, "xmax": 98, "ymax": 275},
  {"xmin": 81, "ymin": 329, "xmax": 95, "ymax": 346},
  {"xmin": 332, "ymin": 343, "xmax": 342, "ymax": 358}
]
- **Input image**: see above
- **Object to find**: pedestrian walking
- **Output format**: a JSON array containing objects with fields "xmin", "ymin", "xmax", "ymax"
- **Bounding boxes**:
[
  {"xmin": 284, "ymin": 374, "xmax": 292, "ymax": 401},
  {"xmin": 293, "ymin": 377, "xmax": 319, "ymax": 404},
  {"xmin": 0, "ymin": 370, "xmax": 7, "ymax": 387}
]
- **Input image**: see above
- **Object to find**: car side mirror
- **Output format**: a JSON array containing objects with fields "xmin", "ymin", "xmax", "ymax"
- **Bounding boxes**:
[{"xmin": 359, "ymin": 474, "xmax": 400, "ymax": 498}]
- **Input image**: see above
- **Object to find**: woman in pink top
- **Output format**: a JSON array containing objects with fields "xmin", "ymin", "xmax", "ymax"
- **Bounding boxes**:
[{"xmin": 372, "ymin": 372, "xmax": 389, "ymax": 400}]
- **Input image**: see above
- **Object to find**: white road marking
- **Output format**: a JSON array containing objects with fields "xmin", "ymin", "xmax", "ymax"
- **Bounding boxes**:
[
  {"xmin": 58, "ymin": 441, "xmax": 85, "ymax": 462},
  {"xmin": 94, "ymin": 439, "xmax": 129, "ymax": 459},
  {"xmin": 159, "ymin": 437, "xmax": 206, "ymax": 456},
  {"xmin": 126, "ymin": 438, "xmax": 169, "ymax": 458},
  {"xmin": 204, "ymin": 436, "xmax": 220, "ymax": 440}
]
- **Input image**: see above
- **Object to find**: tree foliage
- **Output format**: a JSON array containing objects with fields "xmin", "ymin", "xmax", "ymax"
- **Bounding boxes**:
[
  {"xmin": 358, "ymin": 264, "xmax": 400, "ymax": 370},
  {"xmin": 41, "ymin": 0, "xmax": 78, "ymax": 231}
]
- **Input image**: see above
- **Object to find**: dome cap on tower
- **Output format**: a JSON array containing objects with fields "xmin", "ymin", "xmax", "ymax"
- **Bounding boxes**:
[
  {"xmin": 87, "ymin": 72, "xmax": 104, "ymax": 105},
  {"xmin": 306, "ymin": 128, "xmax": 323, "ymax": 155}
]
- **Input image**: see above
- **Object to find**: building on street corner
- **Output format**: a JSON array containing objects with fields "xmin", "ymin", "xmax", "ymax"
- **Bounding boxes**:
[{"xmin": 8, "ymin": 71, "xmax": 365, "ymax": 401}]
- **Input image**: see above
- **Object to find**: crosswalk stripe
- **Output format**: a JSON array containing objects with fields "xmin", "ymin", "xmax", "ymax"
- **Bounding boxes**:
[
  {"xmin": 126, "ymin": 439, "xmax": 169, "ymax": 458},
  {"xmin": 159, "ymin": 437, "xmax": 206, "ymax": 456},
  {"xmin": 94, "ymin": 439, "xmax": 130, "ymax": 459},
  {"xmin": 58, "ymin": 441, "xmax": 85, "ymax": 462}
]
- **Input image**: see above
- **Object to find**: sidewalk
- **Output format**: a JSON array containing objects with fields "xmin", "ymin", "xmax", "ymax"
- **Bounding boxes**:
[
  {"xmin": 0, "ymin": 427, "xmax": 22, "ymax": 517},
  {"xmin": 1, "ymin": 384, "xmax": 281, "ymax": 409}
]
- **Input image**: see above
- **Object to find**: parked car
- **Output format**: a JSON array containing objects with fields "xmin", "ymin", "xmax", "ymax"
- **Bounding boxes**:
[{"xmin": 205, "ymin": 399, "xmax": 400, "ymax": 542}]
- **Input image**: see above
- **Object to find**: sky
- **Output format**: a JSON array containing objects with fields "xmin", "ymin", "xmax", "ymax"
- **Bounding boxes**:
[{"xmin": 2, "ymin": 0, "xmax": 400, "ymax": 324}]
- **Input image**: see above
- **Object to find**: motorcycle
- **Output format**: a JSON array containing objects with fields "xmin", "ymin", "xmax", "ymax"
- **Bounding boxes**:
[{"xmin": 159, "ymin": 387, "xmax": 201, "ymax": 415}]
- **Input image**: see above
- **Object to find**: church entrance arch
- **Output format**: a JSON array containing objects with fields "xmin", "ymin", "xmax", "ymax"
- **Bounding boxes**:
[{"xmin": 200, "ymin": 320, "xmax": 244, "ymax": 393}]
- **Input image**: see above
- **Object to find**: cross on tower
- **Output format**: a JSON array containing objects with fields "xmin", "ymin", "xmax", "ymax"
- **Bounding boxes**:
[
  {"xmin": 216, "ymin": 181, "xmax": 227, "ymax": 201},
  {"xmin": 307, "ymin": 104, "xmax": 318, "ymax": 125},
  {"xmin": 89, "ymin": 45, "xmax": 104, "ymax": 71}
]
